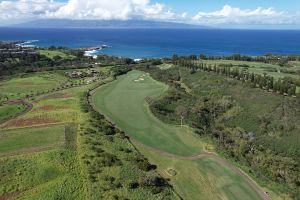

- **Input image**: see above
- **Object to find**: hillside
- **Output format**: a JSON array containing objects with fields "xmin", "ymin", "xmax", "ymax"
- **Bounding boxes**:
[
  {"xmin": 137, "ymin": 60, "xmax": 300, "ymax": 199},
  {"xmin": 11, "ymin": 19, "xmax": 207, "ymax": 29}
]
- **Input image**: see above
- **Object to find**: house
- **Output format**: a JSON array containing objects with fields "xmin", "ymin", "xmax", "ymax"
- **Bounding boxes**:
[
  {"xmin": 66, "ymin": 69, "xmax": 98, "ymax": 78},
  {"xmin": 65, "ymin": 71, "xmax": 83, "ymax": 78}
]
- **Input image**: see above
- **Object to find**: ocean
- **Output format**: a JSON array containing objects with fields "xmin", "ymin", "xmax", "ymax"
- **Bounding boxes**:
[{"xmin": 0, "ymin": 27, "xmax": 300, "ymax": 58}]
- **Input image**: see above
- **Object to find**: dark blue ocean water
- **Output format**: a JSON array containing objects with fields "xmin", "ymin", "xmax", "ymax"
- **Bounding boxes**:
[{"xmin": 0, "ymin": 27, "xmax": 300, "ymax": 58}]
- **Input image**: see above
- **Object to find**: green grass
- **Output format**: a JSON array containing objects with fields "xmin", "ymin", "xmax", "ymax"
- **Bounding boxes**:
[
  {"xmin": 0, "ymin": 72, "xmax": 68, "ymax": 100},
  {"xmin": 38, "ymin": 50, "xmax": 75, "ymax": 59},
  {"xmin": 1, "ymin": 85, "xmax": 91, "ymax": 129},
  {"xmin": 135, "ymin": 137, "xmax": 263, "ymax": 200},
  {"xmin": 289, "ymin": 61, "xmax": 300, "ymax": 69},
  {"xmin": 92, "ymin": 70, "xmax": 204, "ymax": 156},
  {"xmin": 157, "ymin": 64, "xmax": 174, "ymax": 70},
  {"xmin": 0, "ymin": 149, "xmax": 86, "ymax": 199},
  {"xmin": 0, "ymin": 83, "xmax": 90, "ymax": 199},
  {"xmin": 198, "ymin": 60, "xmax": 300, "ymax": 80},
  {"xmin": 0, "ymin": 125, "xmax": 65, "ymax": 156},
  {"xmin": 0, "ymin": 103, "xmax": 26, "ymax": 122}
]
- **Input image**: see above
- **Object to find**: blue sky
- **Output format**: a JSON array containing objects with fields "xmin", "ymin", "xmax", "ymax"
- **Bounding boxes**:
[
  {"xmin": 0, "ymin": 0, "xmax": 300, "ymax": 28},
  {"xmin": 157, "ymin": 0, "xmax": 300, "ymax": 14}
]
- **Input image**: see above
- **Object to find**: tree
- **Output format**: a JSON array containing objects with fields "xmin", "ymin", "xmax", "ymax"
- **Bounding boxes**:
[
  {"xmin": 250, "ymin": 72, "xmax": 255, "ymax": 83},
  {"xmin": 175, "ymin": 105, "xmax": 188, "ymax": 126},
  {"xmin": 124, "ymin": 58, "xmax": 134, "ymax": 65},
  {"xmin": 268, "ymin": 77, "xmax": 274, "ymax": 90},
  {"xmin": 199, "ymin": 54, "xmax": 207, "ymax": 60},
  {"xmin": 288, "ymin": 85, "xmax": 296, "ymax": 96},
  {"xmin": 53, "ymin": 55, "xmax": 62, "ymax": 61},
  {"xmin": 172, "ymin": 54, "xmax": 179, "ymax": 64},
  {"xmin": 189, "ymin": 55, "xmax": 197, "ymax": 60}
]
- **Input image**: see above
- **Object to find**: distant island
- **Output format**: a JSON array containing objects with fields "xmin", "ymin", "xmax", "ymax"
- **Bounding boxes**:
[{"xmin": 10, "ymin": 19, "xmax": 208, "ymax": 29}]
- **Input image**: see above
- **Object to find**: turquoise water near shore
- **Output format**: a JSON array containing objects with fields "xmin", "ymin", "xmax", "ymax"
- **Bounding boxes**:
[{"xmin": 1, "ymin": 28, "xmax": 300, "ymax": 58}]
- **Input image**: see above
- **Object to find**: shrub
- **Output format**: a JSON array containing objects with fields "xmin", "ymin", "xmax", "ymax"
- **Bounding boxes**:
[
  {"xmin": 141, "ymin": 176, "xmax": 166, "ymax": 187},
  {"xmin": 128, "ymin": 181, "xmax": 139, "ymax": 189}
]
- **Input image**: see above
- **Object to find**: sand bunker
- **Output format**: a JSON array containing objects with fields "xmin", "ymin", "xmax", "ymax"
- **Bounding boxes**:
[{"xmin": 134, "ymin": 74, "xmax": 146, "ymax": 82}]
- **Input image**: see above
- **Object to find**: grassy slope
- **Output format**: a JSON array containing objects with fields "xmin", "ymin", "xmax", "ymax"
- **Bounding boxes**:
[
  {"xmin": 157, "ymin": 64, "xmax": 174, "ymax": 70},
  {"xmin": 0, "ymin": 85, "xmax": 89, "ymax": 199},
  {"xmin": 1, "ymin": 87, "xmax": 85, "ymax": 129},
  {"xmin": 0, "ymin": 72, "xmax": 68, "ymax": 100},
  {"xmin": 288, "ymin": 61, "xmax": 300, "ymax": 68},
  {"xmin": 92, "ymin": 70, "xmax": 204, "ymax": 156},
  {"xmin": 0, "ymin": 149, "xmax": 85, "ymax": 200},
  {"xmin": 38, "ymin": 50, "xmax": 75, "ymax": 59},
  {"xmin": 199, "ymin": 60, "xmax": 299, "ymax": 80},
  {"xmin": 0, "ymin": 125, "xmax": 65, "ymax": 155},
  {"xmin": 0, "ymin": 103, "xmax": 26, "ymax": 122},
  {"xmin": 180, "ymin": 68, "xmax": 300, "ymax": 162},
  {"xmin": 136, "ymin": 142, "xmax": 262, "ymax": 200},
  {"xmin": 92, "ymin": 70, "xmax": 262, "ymax": 200}
]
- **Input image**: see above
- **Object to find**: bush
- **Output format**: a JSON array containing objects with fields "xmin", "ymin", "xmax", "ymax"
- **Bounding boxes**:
[
  {"xmin": 100, "ymin": 153, "xmax": 121, "ymax": 167},
  {"xmin": 128, "ymin": 181, "xmax": 139, "ymax": 189},
  {"xmin": 141, "ymin": 176, "xmax": 167, "ymax": 187},
  {"xmin": 134, "ymin": 157, "xmax": 156, "ymax": 171}
]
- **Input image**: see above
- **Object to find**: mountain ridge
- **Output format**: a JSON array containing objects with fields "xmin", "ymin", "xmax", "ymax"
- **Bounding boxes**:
[{"xmin": 11, "ymin": 19, "xmax": 209, "ymax": 29}]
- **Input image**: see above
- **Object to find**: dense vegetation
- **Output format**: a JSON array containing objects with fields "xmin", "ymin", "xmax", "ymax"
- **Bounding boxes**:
[{"xmin": 137, "ymin": 63, "xmax": 300, "ymax": 199}]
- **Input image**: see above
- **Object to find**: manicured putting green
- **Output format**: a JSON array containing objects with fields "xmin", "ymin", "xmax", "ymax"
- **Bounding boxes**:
[
  {"xmin": 0, "ymin": 125, "xmax": 65, "ymax": 155},
  {"xmin": 92, "ymin": 70, "xmax": 204, "ymax": 156}
]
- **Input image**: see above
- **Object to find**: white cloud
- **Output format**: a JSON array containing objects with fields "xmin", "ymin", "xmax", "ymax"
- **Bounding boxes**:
[
  {"xmin": 0, "ymin": 0, "xmax": 63, "ymax": 22},
  {"xmin": 0, "ymin": 0, "xmax": 185, "ymax": 23},
  {"xmin": 45, "ymin": 0, "xmax": 181, "ymax": 21},
  {"xmin": 0, "ymin": 1, "xmax": 299, "ymax": 27},
  {"xmin": 192, "ymin": 5, "xmax": 300, "ymax": 25}
]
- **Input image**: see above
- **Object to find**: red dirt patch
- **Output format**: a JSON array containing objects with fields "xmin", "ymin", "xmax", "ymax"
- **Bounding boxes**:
[
  {"xmin": 3, "ymin": 118, "xmax": 58, "ymax": 128},
  {"xmin": 42, "ymin": 92, "xmax": 73, "ymax": 99},
  {"xmin": 35, "ymin": 105, "xmax": 70, "ymax": 111},
  {"xmin": 0, "ymin": 143, "xmax": 64, "ymax": 158},
  {"xmin": 0, "ymin": 100, "xmax": 33, "ymax": 125},
  {"xmin": 0, "ymin": 192, "xmax": 22, "ymax": 200}
]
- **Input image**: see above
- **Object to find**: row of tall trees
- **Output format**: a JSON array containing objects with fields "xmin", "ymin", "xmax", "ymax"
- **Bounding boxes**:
[
  {"xmin": 174, "ymin": 59, "xmax": 297, "ymax": 96},
  {"xmin": 172, "ymin": 53, "xmax": 300, "ymax": 64}
]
